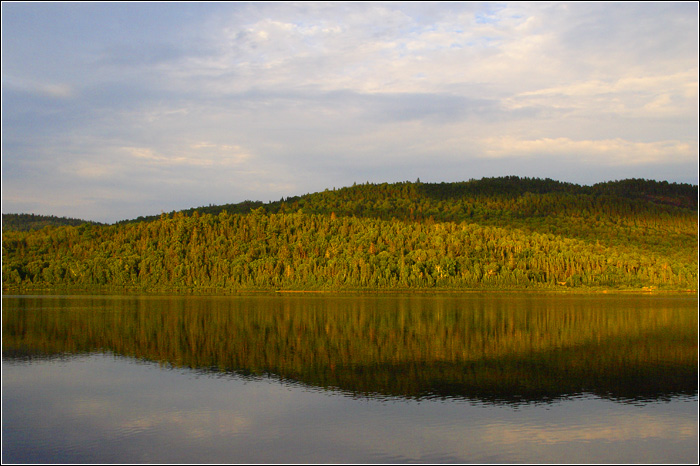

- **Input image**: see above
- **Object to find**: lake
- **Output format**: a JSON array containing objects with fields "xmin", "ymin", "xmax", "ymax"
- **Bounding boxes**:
[{"xmin": 2, "ymin": 293, "xmax": 697, "ymax": 463}]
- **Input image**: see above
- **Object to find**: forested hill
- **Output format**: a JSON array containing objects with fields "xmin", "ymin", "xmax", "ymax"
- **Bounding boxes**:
[
  {"xmin": 119, "ymin": 177, "xmax": 698, "ymax": 224},
  {"xmin": 2, "ymin": 177, "xmax": 698, "ymax": 292},
  {"xmin": 2, "ymin": 213, "xmax": 101, "ymax": 232}
]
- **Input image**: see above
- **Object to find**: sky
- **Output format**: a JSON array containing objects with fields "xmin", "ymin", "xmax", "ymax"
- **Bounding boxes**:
[{"xmin": 2, "ymin": 2, "xmax": 698, "ymax": 223}]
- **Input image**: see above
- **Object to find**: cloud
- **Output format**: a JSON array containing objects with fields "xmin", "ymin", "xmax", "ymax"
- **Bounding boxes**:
[
  {"xmin": 122, "ymin": 143, "xmax": 251, "ymax": 168},
  {"xmin": 479, "ymin": 137, "xmax": 697, "ymax": 166},
  {"xmin": 1, "ymin": 78, "xmax": 76, "ymax": 99},
  {"xmin": 2, "ymin": 2, "xmax": 697, "ymax": 222},
  {"xmin": 506, "ymin": 69, "xmax": 699, "ymax": 118},
  {"xmin": 518, "ymin": 70, "xmax": 699, "ymax": 98}
]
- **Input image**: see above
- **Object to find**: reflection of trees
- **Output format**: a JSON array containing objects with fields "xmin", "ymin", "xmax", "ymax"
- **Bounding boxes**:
[{"xmin": 3, "ymin": 295, "xmax": 697, "ymax": 404}]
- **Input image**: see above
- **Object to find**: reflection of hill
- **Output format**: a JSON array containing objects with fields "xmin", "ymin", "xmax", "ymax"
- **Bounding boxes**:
[
  {"xmin": 2, "ymin": 294, "xmax": 697, "ymax": 404},
  {"xmin": 295, "ymin": 340, "xmax": 697, "ymax": 403}
]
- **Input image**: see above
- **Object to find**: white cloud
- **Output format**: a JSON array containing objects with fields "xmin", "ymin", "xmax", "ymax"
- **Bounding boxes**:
[
  {"xmin": 123, "ymin": 143, "xmax": 251, "ymax": 167},
  {"xmin": 479, "ymin": 137, "xmax": 697, "ymax": 166},
  {"xmin": 2, "ymin": 2, "xmax": 697, "ymax": 222},
  {"xmin": 2, "ymin": 75, "xmax": 75, "ymax": 98},
  {"xmin": 509, "ymin": 69, "xmax": 698, "ymax": 114}
]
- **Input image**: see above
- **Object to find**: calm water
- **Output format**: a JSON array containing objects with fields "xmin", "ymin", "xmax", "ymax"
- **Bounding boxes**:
[{"xmin": 2, "ymin": 293, "xmax": 698, "ymax": 463}]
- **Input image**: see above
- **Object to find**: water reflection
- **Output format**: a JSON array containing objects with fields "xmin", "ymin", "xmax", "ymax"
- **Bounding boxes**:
[
  {"xmin": 5, "ymin": 351, "xmax": 694, "ymax": 464},
  {"xmin": 3, "ymin": 293, "xmax": 697, "ymax": 404}
]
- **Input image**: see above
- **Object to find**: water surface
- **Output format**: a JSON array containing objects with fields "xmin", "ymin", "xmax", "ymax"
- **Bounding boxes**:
[{"xmin": 2, "ymin": 293, "xmax": 697, "ymax": 463}]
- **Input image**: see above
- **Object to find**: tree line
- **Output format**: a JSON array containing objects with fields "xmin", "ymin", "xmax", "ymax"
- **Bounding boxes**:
[{"xmin": 2, "ymin": 177, "xmax": 697, "ymax": 291}]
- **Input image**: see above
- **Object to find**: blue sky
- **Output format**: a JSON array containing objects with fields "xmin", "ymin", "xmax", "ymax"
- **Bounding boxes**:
[{"xmin": 2, "ymin": 2, "xmax": 698, "ymax": 223}]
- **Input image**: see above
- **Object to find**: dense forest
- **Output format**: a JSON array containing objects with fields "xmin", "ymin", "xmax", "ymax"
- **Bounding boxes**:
[{"xmin": 2, "ymin": 177, "xmax": 698, "ymax": 292}]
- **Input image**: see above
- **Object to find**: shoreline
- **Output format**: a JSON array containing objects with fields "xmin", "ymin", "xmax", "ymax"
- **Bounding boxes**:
[{"xmin": 3, "ymin": 285, "xmax": 697, "ymax": 297}]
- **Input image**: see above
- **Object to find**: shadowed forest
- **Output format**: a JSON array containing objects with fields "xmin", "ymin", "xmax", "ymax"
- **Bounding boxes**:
[{"xmin": 2, "ymin": 177, "xmax": 697, "ymax": 292}]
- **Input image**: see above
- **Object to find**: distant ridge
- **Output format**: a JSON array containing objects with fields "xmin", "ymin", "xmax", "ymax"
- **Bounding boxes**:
[
  {"xmin": 5, "ymin": 178, "xmax": 697, "ymax": 229},
  {"xmin": 117, "ymin": 177, "xmax": 698, "ymax": 224},
  {"xmin": 2, "ymin": 213, "xmax": 102, "ymax": 232}
]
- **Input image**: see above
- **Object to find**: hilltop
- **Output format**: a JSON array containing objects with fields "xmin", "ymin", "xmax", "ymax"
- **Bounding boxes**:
[
  {"xmin": 118, "ymin": 176, "xmax": 697, "ymax": 223},
  {"xmin": 2, "ymin": 177, "xmax": 697, "ymax": 292},
  {"xmin": 2, "ymin": 213, "xmax": 102, "ymax": 232}
]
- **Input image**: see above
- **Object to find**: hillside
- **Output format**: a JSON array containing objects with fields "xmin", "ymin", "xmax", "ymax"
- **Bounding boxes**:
[{"xmin": 2, "ymin": 177, "xmax": 698, "ymax": 292}]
